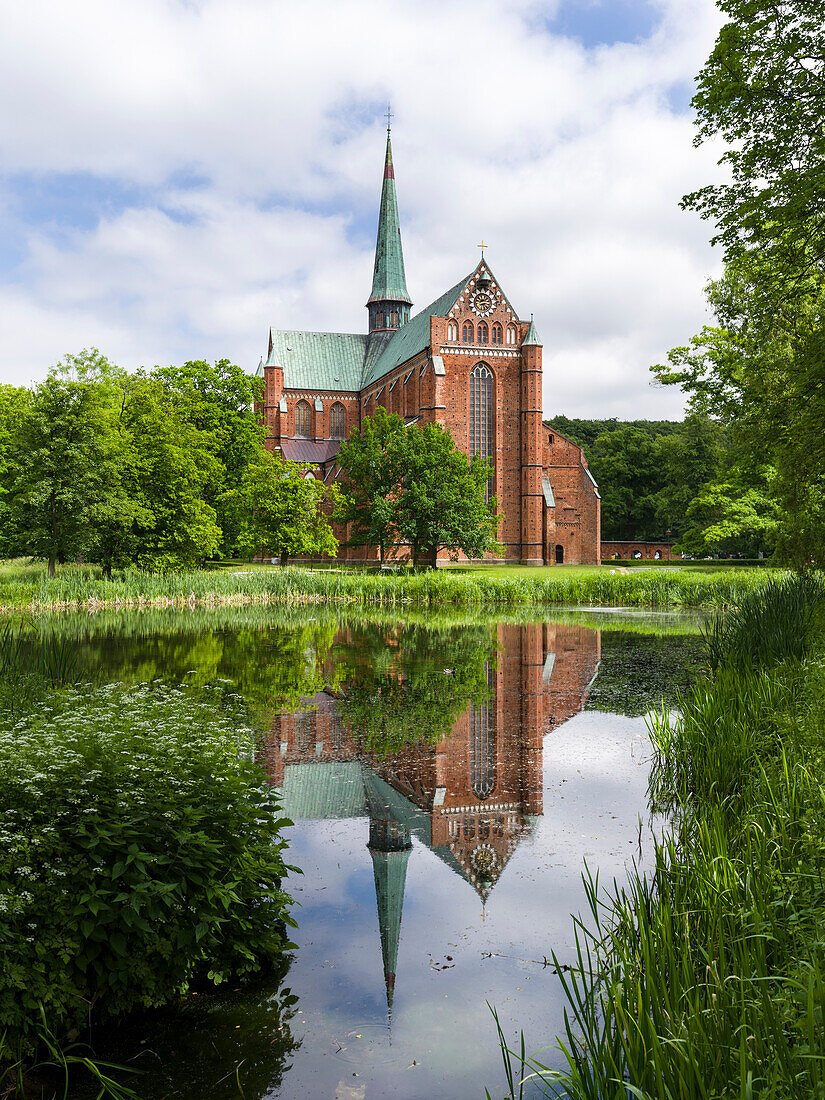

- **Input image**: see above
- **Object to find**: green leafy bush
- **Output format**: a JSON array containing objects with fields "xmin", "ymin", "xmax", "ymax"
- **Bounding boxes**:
[{"xmin": 0, "ymin": 682, "xmax": 295, "ymax": 1047}]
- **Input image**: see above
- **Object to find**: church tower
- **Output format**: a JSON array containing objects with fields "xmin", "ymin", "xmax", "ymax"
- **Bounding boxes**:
[
  {"xmin": 364, "ymin": 771, "xmax": 412, "ymax": 1015},
  {"xmin": 366, "ymin": 125, "xmax": 413, "ymax": 335}
]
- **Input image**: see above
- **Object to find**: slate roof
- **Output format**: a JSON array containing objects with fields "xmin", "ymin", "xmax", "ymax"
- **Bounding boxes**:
[{"xmin": 281, "ymin": 439, "xmax": 342, "ymax": 463}]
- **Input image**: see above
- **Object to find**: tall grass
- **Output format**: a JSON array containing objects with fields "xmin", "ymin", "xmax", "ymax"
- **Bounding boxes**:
[
  {"xmin": 0, "ymin": 559, "xmax": 782, "ymax": 613},
  {"xmin": 495, "ymin": 572, "xmax": 825, "ymax": 1100}
]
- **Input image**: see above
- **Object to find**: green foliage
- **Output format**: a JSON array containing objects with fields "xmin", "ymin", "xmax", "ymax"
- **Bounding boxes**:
[
  {"xmin": 684, "ymin": 0, "xmax": 825, "ymax": 288},
  {"xmin": 5, "ymin": 351, "xmax": 124, "ymax": 575},
  {"xmin": 0, "ymin": 387, "xmax": 32, "ymax": 559},
  {"xmin": 0, "ymin": 557, "xmax": 787, "ymax": 612},
  {"xmin": 336, "ymin": 411, "xmax": 500, "ymax": 567},
  {"xmin": 587, "ymin": 426, "xmax": 662, "ymax": 540},
  {"xmin": 398, "ymin": 421, "xmax": 501, "ymax": 567},
  {"xmin": 219, "ymin": 447, "xmax": 339, "ymax": 564},
  {"xmin": 335, "ymin": 407, "xmax": 409, "ymax": 560},
  {"xmin": 679, "ymin": 473, "xmax": 779, "ymax": 558},
  {"xmin": 333, "ymin": 622, "xmax": 496, "ymax": 751},
  {"xmin": 0, "ymin": 352, "xmax": 272, "ymax": 575},
  {"xmin": 113, "ymin": 371, "xmax": 222, "ymax": 573},
  {"xmin": 654, "ymin": 258, "xmax": 825, "ymax": 564},
  {"xmin": 150, "ymin": 359, "xmax": 265, "ymax": 555},
  {"xmin": 0, "ymin": 681, "xmax": 296, "ymax": 1048},
  {"xmin": 548, "ymin": 414, "xmax": 725, "ymax": 544},
  {"xmin": 495, "ymin": 574, "xmax": 825, "ymax": 1100},
  {"xmin": 545, "ymin": 415, "xmax": 683, "ymax": 452},
  {"xmin": 652, "ymin": 2, "xmax": 825, "ymax": 565}
]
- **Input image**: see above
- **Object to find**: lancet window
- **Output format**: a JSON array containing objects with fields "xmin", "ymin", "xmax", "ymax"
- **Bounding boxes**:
[
  {"xmin": 470, "ymin": 662, "xmax": 497, "ymax": 799},
  {"xmin": 506, "ymin": 325, "xmax": 517, "ymax": 345},
  {"xmin": 330, "ymin": 402, "xmax": 345, "ymax": 439},
  {"xmin": 295, "ymin": 400, "xmax": 311, "ymax": 437},
  {"xmin": 447, "ymin": 320, "xmax": 458, "ymax": 341},
  {"xmin": 470, "ymin": 363, "xmax": 494, "ymax": 498},
  {"xmin": 491, "ymin": 322, "xmax": 502, "ymax": 345},
  {"xmin": 462, "ymin": 320, "xmax": 474, "ymax": 343},
  {"xmin": 477, "ymin": 321, "xmax": 489, "ymax": 345}
]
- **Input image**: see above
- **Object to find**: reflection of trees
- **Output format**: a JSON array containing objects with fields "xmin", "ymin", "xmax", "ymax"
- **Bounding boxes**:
[
  {"xmin": 18, "ymin": 615, "xmax": 340, "ymax": 715},
  {"xmin": 332, "ymin": 623, "xmax": 497, "ymax": 754}
]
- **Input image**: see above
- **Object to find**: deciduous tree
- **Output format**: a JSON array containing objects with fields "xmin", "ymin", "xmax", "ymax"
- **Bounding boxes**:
[{"xmin": 219, "ymin": 448, "xmax": 339, "ymax": 565}]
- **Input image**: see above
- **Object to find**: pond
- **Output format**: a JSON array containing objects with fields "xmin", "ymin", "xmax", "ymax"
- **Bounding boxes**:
[{"xmin": 62, "ymin": 606, "xmax": 703, "ymax": 1099}]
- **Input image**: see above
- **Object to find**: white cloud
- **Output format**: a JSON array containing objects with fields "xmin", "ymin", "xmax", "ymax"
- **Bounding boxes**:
[{"xmin": 0, "ymin": 0, "xmax": 725, "ymax": 416}]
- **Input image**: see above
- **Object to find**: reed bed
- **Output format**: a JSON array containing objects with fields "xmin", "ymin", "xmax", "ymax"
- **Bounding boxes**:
[
  {"xmin": 496, "ymin": 572, "xmax": 825, "ymax": 1099},
  {"xmin": 0, "ymin": 560, "xmax": 781, "ymax": 614}
]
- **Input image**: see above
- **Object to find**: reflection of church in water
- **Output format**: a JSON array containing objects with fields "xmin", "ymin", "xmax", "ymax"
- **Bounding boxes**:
[{"xmin": 261, "ymin": 623, "xmax": 600, "ymax": 1010}]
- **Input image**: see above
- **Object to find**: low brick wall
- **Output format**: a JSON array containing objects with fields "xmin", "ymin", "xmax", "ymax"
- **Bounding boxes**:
[{"xmin": 602, "ymin": 540, "xmax": 676, "ymax": 561}]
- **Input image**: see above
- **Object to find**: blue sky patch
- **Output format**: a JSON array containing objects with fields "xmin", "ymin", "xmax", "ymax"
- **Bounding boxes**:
[
  {"xmin": 2, "ymin": 169, "xmax": 210, "ymax": 241},
  {"xmin": 540, "ymin": 0, "xmax": 662, "ymax": 48}
]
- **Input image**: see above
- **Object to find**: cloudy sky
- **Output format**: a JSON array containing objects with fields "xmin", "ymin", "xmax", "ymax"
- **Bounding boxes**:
[{"xmin": 0, "ymin": 0, "xmax": 726, "ymax": 418}]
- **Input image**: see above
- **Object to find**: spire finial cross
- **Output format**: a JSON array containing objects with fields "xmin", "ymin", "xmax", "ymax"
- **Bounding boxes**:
[
  {"xmin": 385, "ymin": 103, "xmax": 393, "ymax": 132},
  {"xmin": 478, "ymin": 239, "xmax": 487, "ymax": 258}
]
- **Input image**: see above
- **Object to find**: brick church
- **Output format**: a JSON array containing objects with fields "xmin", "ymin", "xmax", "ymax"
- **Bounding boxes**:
[
  {"xmin": 262, "ymin": 621, "xmax": 601, "ymax": 1012},
  {"xmin": 256, "ymin": 127, "xmax": 601, "ymax": 564}
]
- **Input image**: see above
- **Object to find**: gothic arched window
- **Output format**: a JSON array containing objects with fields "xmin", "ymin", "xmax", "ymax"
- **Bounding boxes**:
[
  {"xmin": 470, "ymin": 662, "xmax": 496, "ymax": 799},
  {"xmin": 506, "ymin": 325, "xmax": 517, "ymax": 345},
  {"xmin": 462, "ymin": 320, "xmax": 474, "ymax": 343},
  {"xmin": 297, "ymin": 710, "xmax": 313, "ymax": 752},
  {"xmin": 470, "ymin": 363, "xmax": 494, "ymax": 497},
  {"xmin": 295, "ymin": 400, "xmax": 311, "ymax": 437},
  {"xmin": 447, "ymin": 320, "xmax": 458, "ymax": 341},
  {"xmin": 477, "ymin": 321, "xmax": 489, "ymax": 345},
  {"xmin": 330, "ymin": 402, "xmax": 345, "ymax": 439},
  {"xmin": 491, "ymin": 322, "xmax": 502, "ymax": 345}
]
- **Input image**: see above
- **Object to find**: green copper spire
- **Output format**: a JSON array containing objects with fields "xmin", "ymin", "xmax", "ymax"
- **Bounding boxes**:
[
  {"xmin": 367, "ymin": 128, "xmax": 412, "ymax": 334},
  {"xmin": 369, "ymin": 838, "xmax": 411, "ymax": 1014},
  {"xmin": 364, "ymin": 769, "xmax": 412, "ymax": 1015},
  {"xmin": 523, "ymin": 314, "xmax": 542, "ymax": 346}
]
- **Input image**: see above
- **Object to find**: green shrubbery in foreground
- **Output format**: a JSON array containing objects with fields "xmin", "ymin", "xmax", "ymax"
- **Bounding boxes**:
[
  {"xmin": 0, "ymin": 681, "xmax": 295, "ymax": 1076},
  {"xmin": 0, "ymin": 558, "xmax": 783, "ymax": 611},
  {"xmin": 497, "ymin": 573, "xmax": 825, "ymax": 1099}
]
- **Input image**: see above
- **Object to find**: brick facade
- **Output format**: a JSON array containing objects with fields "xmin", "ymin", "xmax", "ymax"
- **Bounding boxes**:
[
  {"xmin": 255, "ymin": 134, "xmax": 600, "ymax": 565},
  {"xmin": 260, "ymin": 621, "xmax": 601, "ymax": 893}
]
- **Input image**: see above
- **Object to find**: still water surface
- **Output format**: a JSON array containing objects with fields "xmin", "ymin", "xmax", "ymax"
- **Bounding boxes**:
[{"xmin": 66, "ymin": 608, "xmax": 701, "ymax": 1100}]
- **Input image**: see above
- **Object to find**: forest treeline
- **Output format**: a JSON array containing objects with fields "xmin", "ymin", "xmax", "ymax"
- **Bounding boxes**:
[{"xmin": 547, "ymin": 413, "xmax": 776, "ymax": 556}]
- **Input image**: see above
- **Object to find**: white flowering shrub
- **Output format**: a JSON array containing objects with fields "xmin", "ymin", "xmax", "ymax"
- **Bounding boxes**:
[{"xmin": 0, "ymin": 682, "xmax": 295, "ymax": 1046}]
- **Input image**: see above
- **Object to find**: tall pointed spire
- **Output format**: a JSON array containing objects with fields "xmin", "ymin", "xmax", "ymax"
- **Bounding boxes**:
[
  {"xmin": 367, "ymin": 120, "xmax": 412, "ymax": 334},
  {"xmin": 364, "ymin": 769, "xmax": 411, "ymax": 1017}
]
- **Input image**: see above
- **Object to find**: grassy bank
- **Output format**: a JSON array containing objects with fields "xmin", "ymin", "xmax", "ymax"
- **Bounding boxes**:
[
  {"xmin": 0, "ymin": 559, "xmax": 784, "ymax": 613},
  {"xmin": 502, "ymin": 572, "xmax": 825, "ymax": 1099}
]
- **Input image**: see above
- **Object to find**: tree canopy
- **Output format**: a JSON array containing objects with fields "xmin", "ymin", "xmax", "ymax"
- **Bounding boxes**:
[
  {"xmin": 652, "ymin": 0, "xmax": 825, "ymax": 565},
  {"xmin": 335, "ymin": 409, "xmax": 500, "ymax": 567},
  {"xmin": 219, "ymin": 448, "xmax": 339, "ymax": 565},
  {"xmin": 685, "ymin": 0, "xmax": 825, "ymax": 292},
  {"xmin": 0, "ymin": 350, "xmax": 288, "ymax": 573}
]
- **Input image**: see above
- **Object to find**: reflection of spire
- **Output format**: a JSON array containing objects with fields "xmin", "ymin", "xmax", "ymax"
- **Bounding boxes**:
[{"xmin": 364, "ymin": 770, "xmax": 411, "ymax": 1019}]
